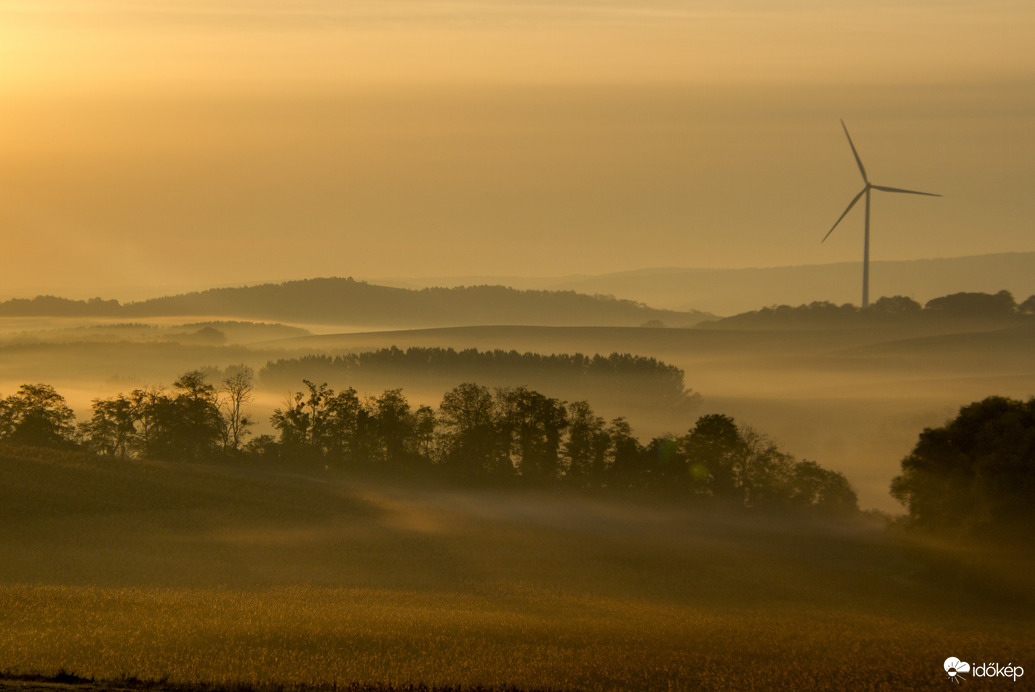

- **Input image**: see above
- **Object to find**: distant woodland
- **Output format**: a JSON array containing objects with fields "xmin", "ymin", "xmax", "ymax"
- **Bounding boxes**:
[
  {"xmin": 260, "ymin": 347, "xmax": 696, "ymax": 412},
  {"xmin": 709, "ymin": 290, "xmax": 1035, "ymax": 328},
  {"xmin": 0, "ymin": 278, "xmax": 709, "ymax": 327}
]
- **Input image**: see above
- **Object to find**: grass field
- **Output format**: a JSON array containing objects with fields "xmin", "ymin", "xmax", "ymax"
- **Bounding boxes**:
[
  {"xmin": 1, "ymin": 445, "xmax": 1031, "ymax": 691},
  {"xmin": 2, "ymin": 584, "xmax": 1028, "ymax": 691}
]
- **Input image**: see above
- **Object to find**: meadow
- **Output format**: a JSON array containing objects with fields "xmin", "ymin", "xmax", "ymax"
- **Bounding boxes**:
[
  {"xmin": 2, "ymin": 310, "xmax": 1033, "ymax": 690},
  {"xmin": 4, "ymin": 585, "xmax": 1027, "ymax": 691},
  {"xmin": 1, "ymin": 445, "xmax": 1031, "ymax": 691}
]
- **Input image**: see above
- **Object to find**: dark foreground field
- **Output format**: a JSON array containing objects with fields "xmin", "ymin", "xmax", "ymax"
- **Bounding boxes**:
[
  {"xmin": 0, "ymin": 673, "xmax": 556, "ymax": 692},
  {"xmin": 1, "ymin": 445, "xmax": 1031, "ymax": 691}
]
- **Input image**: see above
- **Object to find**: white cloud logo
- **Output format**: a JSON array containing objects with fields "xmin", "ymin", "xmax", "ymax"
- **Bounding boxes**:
[{"xmin": 944, "ymin": 657, "xmax": 971, "ymax": 683}]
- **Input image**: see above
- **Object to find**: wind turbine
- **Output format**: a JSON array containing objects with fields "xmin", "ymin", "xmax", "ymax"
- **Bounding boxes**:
[{"xmin": 823, "ymin": 120, "xmax": 940, "ymax": 308}]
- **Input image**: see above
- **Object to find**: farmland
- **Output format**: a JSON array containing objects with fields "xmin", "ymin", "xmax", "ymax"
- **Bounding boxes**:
[{"xmin": 1, "ymin": 445, "xmax": 1030, "ymax": 691}]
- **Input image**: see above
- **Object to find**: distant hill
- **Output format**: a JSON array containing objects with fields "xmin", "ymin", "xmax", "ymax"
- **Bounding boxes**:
[
  {"xmin": 705, "ymin": 290, "xmax": 1034, "ymax": 330},
  {"xmin": 375, "ymin": 252, "xmax": 1035, "ymax": 316},
  {"xmin": 0, "ymin": 278, "xmax": 712, "ymax": 328}
]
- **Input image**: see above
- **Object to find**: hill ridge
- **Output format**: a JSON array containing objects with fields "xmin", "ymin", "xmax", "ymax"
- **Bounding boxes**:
[{"xmin": 0, "ymin": 277, "xmax": 711, "ymax": 328}]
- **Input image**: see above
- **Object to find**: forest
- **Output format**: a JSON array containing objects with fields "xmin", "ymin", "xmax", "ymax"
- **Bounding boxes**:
[{"xmin": 259, "ymin": 347, "xmax": 695, "ymax": 412}]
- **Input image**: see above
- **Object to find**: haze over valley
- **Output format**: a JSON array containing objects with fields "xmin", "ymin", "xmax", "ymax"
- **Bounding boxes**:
[
  {"xmin": 2, "ymin": 1, "xmax": 1034, "ymax": 690},
  {"xmin": 2, "ymin": 278, "xmax": 1032, "ymax": 514},
  {"xmin": 375, "ymin": 251, "xmax": 1035, "ymax": 315}
]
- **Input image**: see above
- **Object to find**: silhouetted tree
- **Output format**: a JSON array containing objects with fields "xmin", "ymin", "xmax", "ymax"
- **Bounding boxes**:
[
  {"xmin": 683, "ymin": 414, "xmax": 747, "ymax": 499},
  {"xmin": 607, "ymin": 417, "xmax": 645, "ymax": 488},
  {"xmin": 138, "ymin": 371, "xmax": 223, "ymax": 461},
  {"xmin": 413, "ymin": 404, "xmax": 437, "ymax": 460},
  {"xmin": 1019, "ymin": 295, "xmax": 1035, "ymax": 315},
  {"xmin": 786, "ymin": 461, "xmax": 858, "ymax": 513},
  {"xmin": 867, "ymin": 295, "xmax": 922, "ymax": 316},
  {"xmin": 498, "ymin": 386, "xmax": 567, "ymax": 483},
  {"xmin": 738, "ymin": 427, "xmax": 795, "ymax": 509},
  {"xmin": 81, "ymin": 395, "xmax": 136, "ymax": 457},
  {"xmin": 270, "ymin": 380, "xmax": 330, "ymax": 464},
  {"xmin": 220, "ymin": 365, "xmax": 255, "ymax": 454},
  {"xmin": 891, "ymin": 396, "xmax": 1035, "ymax": 537},
  {"xmin": 367, "ymin": 388, "xmax": 419, "ymax": 467},
  {"xmin": 171, "ymin": 370, "xmax": 224, "ymax": 460},
  {"xmin": 243, "ymin": 433, "xmax": 280, "ymax": 462},
  {"xmin": 0, "ymin": 384, "xmax": 76, "ymax": 448},
  {"xmin": 677, "ymin": 416, "xmax": 859, "ymax": 512},
  {"xmin": 643, "ymin": 435, "xmax": 687, "ymax": 489},
  {"xmin": 716, "ymin": 301, "xmax": 859, "ymax": 327},
  {"xmin": 128, "ymin": 385, "xmax": 164, "ymax": 457},
  {"xmin": 924, "ymin": 290, "xmax": 1017, "ymax": 319},
  {"xmin": 564, "ymin": 400, "xmax": 610, "ymax": 486},
  {"xmin": 322, "ymin": 386, "xmax": 362, "ymax": 462},
  {"xmin": 438, "ymin": 383, "xmax": 501, "ymax": 477}
]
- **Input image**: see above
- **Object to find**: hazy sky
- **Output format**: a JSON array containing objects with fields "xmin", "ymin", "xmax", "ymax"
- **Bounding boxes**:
[{"xmin": 2, "ymin": 0, "xmax": 1033, "ymax": 297}]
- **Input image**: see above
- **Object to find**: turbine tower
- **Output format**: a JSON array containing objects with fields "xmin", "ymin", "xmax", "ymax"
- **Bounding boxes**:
[{"xmin": 823, "ymin": 120, "xmax": 940, "ymax": 308}]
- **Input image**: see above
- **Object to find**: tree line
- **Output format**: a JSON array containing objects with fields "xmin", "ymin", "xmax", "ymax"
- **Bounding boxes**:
[
  {"xmin": 0, "ymin": 370, "xmax": 857, "ymax": 514},
  {"xmin": 712, "ymin": 290, "xmax": 1035, "ymax": 327},
  {"xmin": 260, "ymin": 347, "xmax": 694, "ymax": 409},
  {"xmin": 0, "ymin": 369, "xmax": 257, "ymax": 462},
  {"xmin": 7, "ymin": 370, "xmax": 1031, "ymax": 534}
]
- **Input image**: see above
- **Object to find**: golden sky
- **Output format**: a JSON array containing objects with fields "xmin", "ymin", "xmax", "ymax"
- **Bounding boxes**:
[{"xmin": 1, "ymin": 1, "xmax": 1033, "ymax": 296}]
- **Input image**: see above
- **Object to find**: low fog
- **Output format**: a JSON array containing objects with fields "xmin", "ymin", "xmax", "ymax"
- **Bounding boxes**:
[
  {"xmin": 2, "ymin": 441, "xmax": 1031, "ymax": 689},
  {"xmin": 2, "ymin": 306, "xmax": 1032, "ymax": 512},
  {"xmin": 2, "ymin": 295, "xmax": 1033, "ymax": 690}
]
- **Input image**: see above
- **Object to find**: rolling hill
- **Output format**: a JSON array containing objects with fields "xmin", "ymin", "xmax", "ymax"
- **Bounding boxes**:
[
  {"xmin": 0, "ymin": 278, "xmax": 712, "ymax": 328},
  {"xmin": 1, "ymin": 443, "xmax": 1031, "ymax": 690}
]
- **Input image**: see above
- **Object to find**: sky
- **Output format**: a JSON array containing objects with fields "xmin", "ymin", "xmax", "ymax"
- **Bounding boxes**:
[{"xmin": 1, "ymin": 0, "xmax": 1033, "ymax": 298}]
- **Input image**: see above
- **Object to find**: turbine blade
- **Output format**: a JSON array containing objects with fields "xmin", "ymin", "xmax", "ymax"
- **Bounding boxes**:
[
  {"xmin": 822, "ymin": 187, "xmax": 867, "ymax": 243},
  {"xmin": 871, "ymin": 184, "xmax": 941, "ymax": 197},
  {"xmin": 841, "ymin": 119, "xmax": 868, "ymax": 183}
]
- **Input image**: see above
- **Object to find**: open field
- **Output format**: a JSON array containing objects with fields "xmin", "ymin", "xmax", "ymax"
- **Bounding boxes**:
[
  {"xmin": 3, "ymin": 585, "xmax": 1028, "ymax": 691},
  {"xmin": 6, "ymin": 0, "xmax": 1035, "ymax": 688},
  {"xmin": 1, "ymin": 445, "xmax": 1032, "ymax": 691}
]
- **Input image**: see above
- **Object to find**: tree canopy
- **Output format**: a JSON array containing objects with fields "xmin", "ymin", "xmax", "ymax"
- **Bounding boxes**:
[
  {"xmin": 891, "ymin": 396, "xmax": 1035, "ymax": 538},
  {"xmin": 0, "ymin": 384, "xmax": 76, "ymax": 448}
]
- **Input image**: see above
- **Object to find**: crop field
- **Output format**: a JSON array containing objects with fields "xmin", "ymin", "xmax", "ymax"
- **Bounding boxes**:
[
  {"xmin": 1, "ymin": 446, "xmax": 1032, "ymax": 691},
  {"xmin": 1, "ymin": 584, "xmax": 1029, "ymax": 691}
]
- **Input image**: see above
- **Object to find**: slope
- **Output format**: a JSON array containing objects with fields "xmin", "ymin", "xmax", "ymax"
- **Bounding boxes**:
[{"xmin": 0, "ymin": 279, "xmax": 712, "ymax": 328}]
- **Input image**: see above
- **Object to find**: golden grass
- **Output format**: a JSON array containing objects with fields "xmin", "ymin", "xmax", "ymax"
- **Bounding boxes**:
[
  {"xmin": 2, "ymin": 447, "xmax": 1032, "ymax": 691},
  {"xmin": 1, "ymin": 584, "xmax": 1029, "ymax": 691}
]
